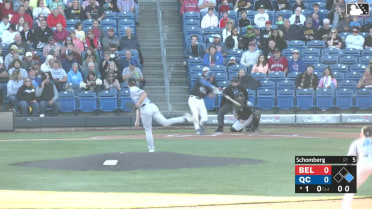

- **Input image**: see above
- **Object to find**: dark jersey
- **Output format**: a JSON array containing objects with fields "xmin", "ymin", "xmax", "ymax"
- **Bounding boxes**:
[
  {"xmin": 233, "ymin": 103, "xmax": 252, "ymax": 120},
  {"xmin": 190, "ymin": 78, "xmax": 214, "ymax": 98}
]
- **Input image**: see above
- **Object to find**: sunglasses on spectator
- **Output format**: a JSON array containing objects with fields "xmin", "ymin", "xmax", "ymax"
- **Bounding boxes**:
[{"xmin": 352, "ymin": 30, "xmax": 358, "ymax": 33}]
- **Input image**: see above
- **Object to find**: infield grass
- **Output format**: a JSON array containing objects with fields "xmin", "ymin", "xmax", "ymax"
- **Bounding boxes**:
[{"xmin": 0, "ymin": 128, "xmax": 371, "ymax": 198}]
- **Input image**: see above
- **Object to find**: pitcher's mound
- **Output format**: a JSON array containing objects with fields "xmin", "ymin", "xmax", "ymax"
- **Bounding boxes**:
[{"xmin": 14, "ymin": 152, "xmax": 261, "ymax": 171}]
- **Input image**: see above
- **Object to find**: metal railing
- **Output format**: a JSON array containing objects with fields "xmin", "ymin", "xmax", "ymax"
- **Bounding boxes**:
[{"xmin": 156, "ymin": 0, "xmax": 171, "ymax": 113}]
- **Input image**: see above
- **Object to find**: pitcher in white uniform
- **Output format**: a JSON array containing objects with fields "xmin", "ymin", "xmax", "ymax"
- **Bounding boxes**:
[
  {"xmin": 342, "ymin": 126, "xmax": 372, "ymax": 209},
  {"xmin": 128, "ymin": 77, "xmax": 193, "ymax": 152}
]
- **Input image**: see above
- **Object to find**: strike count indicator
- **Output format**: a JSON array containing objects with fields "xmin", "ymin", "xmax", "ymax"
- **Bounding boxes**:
[{"xmin": 295, "ymin": 156, "xmax": 357, "ymax": 193}]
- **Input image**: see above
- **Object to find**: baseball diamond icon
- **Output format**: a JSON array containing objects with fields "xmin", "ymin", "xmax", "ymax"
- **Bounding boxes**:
[
  {"xmin": 333, "ymin": 167, "xmax": 355, "ymax": 183},
  {"xmin": 346, "ymin": 3, "xmax": 370, "ymax": 16}
]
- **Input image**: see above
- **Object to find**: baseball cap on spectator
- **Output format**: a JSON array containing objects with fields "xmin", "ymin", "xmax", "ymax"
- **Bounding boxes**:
[
  {"xmin": 128, "ymin": 77, "xmax": 137, "ymax": 85},
  {"xmin": 10, "ymin": 45, "xmax": 18, "ymax": 50},
  {"xmin": 108, "ymin": 27, "xmax": 115, "ymax": 31},
  {"xmin": 259, "ymin": 4, "xmax": 265, "ymax": 9},
  {"xmin": 247, "ymin": 25, "xmax": 253, "ymax": 29},
  {"xmin": 202, "ymin": 67, "xmax": 209, "ymax": 72},
  {"xmin": 66, "ymin": 50, "xmax": 73, "ymax": 56},
  {"xmin": 292, "ymin": 49, "xmax": 300, "ymax": 54},
  {"xmin": 27, "ymin": 67, "xmax": 34, "ymax": 71},
  {"xmin": 213, "ymin": 34, "xmax": 221, "ymax": 39},
  {"xmin": 230, "ymin": 56, "xmax": 236, "ymax": 60},
  {"xmin": 265, "ymin": 20, "xmax": 272, "ymax": 25},
  {"xmin": 48, "ymin": 36, "xmax": 55, "ymax": 41},
  {"xmin": 66, "ymin": 37, "xmax": 72, "ymax": 41},
  {"xmin": 25, "ymin": 51, "xmax": 32, "ymax": 57},
  {"xmin": 249, "ymin": 42, "xmax": 256, "ymax": 46}
]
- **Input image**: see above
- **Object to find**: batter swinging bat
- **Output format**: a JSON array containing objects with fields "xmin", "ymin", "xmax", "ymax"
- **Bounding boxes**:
[{"xmin": 223, "ymin": 94, "xmax": 241, "ymax": 107}]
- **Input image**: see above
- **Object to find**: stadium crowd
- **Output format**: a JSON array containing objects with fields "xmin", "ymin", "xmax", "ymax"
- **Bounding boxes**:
[
  {"xmin": 0, "ymin": 0, "xmax": 144, "ymax": 117},
  {"xmin": 181, "ymin": 0, "xmax": 372, "ymax": 111}
]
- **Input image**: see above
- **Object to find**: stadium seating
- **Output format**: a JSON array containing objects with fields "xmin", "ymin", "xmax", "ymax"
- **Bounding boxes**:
[
  {"xmin": 322, "ymin": 48, "xmax": 342, "ymax": 56},
  {"xmin": 247, "ymin": 89, "xmax": 256, "ymax": 107},
  {"xmin": 359, "ymin": 55, "xmax": 372, "ymax": 64},
  {"xmin": 338, "ymin": 80, "xmax": 358, "ymax": 90},
  {"xmin": 277, "ymin": 88, "xmax": 295, "ymax": 110},
  {"xmin": 350, "ymin": 64, "xmax": 367, "ymax": 73},
  {"xmin": 335, "ymin": 88, "xmax": 354, "ymax": 110},
  {"xmin": 296, "ymin": 88, "xmax": 314, "ymax": 110},
  {"xmin": 275, "ymin": 10, "xmax": 292, "ymax": 19},
  {"xmin": 58, "ymin": 91, "xmax": 77, "ymax": 113},
  {"xmin": 338, "ymin": 55, "xmax": 358, "ymax": 65},
  {"xmin": 120, "ymin": 88, "xmax": 134, "ymax": 112},
  {"xmin": 321, "ymin": 55, "xmax": 338, "ymax": 65},
  {"xmin": 277, "ymin": 79, "xmax": 295, "ymax": 90},
  {"xmin": 301, "ymin": 48, "xmax": 321, "ymax": 56},
  {"xmin": 330, "ymin": 64, "xmax": 348, "ymax": 74},
  {"xmin": 251, "ymin": 72, "xmax": 266, "ymax": 81},
  {"xmin": 361, "ymin": 48, "xmax": 372, "ymax": 56},
  {"xmin": 256, "ymin": 88, "xmax": 275, "ymax": 110},
  {"xmin": 346, "ymin": 71, "xmax": 363, "ymax": 82},
  {"xmin": 287, "ymin": 71, "xmax": 300, "ymax": 81},
  {"xmin": 342, "ymin": 48, "xmax": 360, "ymax": 57},
  {"xmin": 287, "ymin": 40, "xmax": 306, "ymax": 49},
  {"xmin": 214, "ymin": 72, "xmax": 228, "ymax": 82},
  {"xmin": 313, "ymin": 63, "xmax": 328, "ymax": 73},
  {"xmin": 302, "ymin": 55, "xmax": 319, "ymax": 66},
  {"xmin": 355, "ymin": 88, "xmax": 372, "ymax": 109},
  {"xmin": 118, "ymin": 12, "xmax": 135, "ymax": 20},
  {"xmin": 204, "ymin": 96, "xmax": 217, "ymax": 110},
  {"xmin": 258, "ymin": 79, "xmax": 275, "ymax": 90},
  {"xmin": 332, "ymin": 71, "xmax": 345, "ymax": 82},
  {"xmin": 306, "ymin": 40, "xmax": 325, "ymax": 49},
  {"xmin": 98, "ymin": 90, "xmax": 118, "ymax": 112},
  {"xmin": 78, "ymin": 91, "xmax": 98, "ymax": 113},
  {"xmin": 315, "ymin": 88, "xmax": 334, "ymax": 111},
  {"xmin": 267, "ymin": 71, "xmax": 286, "ymax": 82}
]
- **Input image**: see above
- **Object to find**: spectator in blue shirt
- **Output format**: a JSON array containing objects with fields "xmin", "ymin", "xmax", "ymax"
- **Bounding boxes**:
[
  {"xmin": 67, "ymin": 62, "xmax": 83, "ymax": 92},
  {"xmin": 203, "ymin": 46, "xmax": 224, "ymax": 66},
  {"xmin": 288, "ymin": 49, "xmax": 305, "ymax": 73}
]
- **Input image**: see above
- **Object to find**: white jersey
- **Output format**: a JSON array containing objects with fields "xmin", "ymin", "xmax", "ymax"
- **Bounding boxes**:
[
  {"xmin": 129, "ymin": 86, "xmax": 150, "ymax": 106},
  {"xmin": 348, "ymin": 137, "xmax": 372, "ymax": 164}
]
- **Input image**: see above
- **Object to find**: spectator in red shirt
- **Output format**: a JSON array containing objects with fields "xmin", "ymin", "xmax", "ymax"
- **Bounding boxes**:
[
  {"xmin": 1, "ymin": 1, "xmax": 15, "ymax": 20},
  {"xmin": 219, "ymin": 0, "xmax": 232, "ymax": 12},
  {"xmin": 85, "ymin": 29, "xmax": 100, "ymax": 51},
  {"xmin": 53, "ymin": 23, "xmax": 69, "ymax": 43},
  {"xmin": 268, "ymin": 48, "xmax": 288, "ymax": 74},
  {"xmin": 47, "ymin": 8, "xmax": 66, "ymax": 28},
  {"xmin": 180, "ymin": 0, "xmax": 200, "ymax": 16},
  {"xmin": 10, "ymin": 6, "xmax": 33, "ymax": 28},
  {"xmin": 219, "ymin": 11, "xmax": 229, "ymax": 29}
]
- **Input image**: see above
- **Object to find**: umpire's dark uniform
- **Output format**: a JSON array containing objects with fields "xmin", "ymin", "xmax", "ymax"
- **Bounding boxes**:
[{"xmin": 216, "ymin": 78, "xmax": 248, "ymax": 132}]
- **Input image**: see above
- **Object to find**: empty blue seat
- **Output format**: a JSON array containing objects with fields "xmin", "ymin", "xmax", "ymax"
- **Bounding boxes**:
[
  {"xmin": 359, "ymin": 55, "xmax": 372, "ymax": 64},
  {"xmin": 338, "ymin": 80, "xmax": 358, "ymax": 90},
  {"xmin": 277, "ymin": 88, "xmax": 295, "ymax": 110},
  {"xmin": 288, "ymin": 40, "xmax": 306, "ymax": 49},
  {"xmin": 346, "ymin": 71, "xmax": 363, "ymax": 82},
  {"xmin": 183, "ymin": 12, "xmax": 201, "ymax": 21},
  {"xmin": 78, "ymin": 91, "xmax": 97, "ymax": 113},
  {"xmin": 335, "ymin": 88, "xmax": 354, "ymax": 110},
  {"xmin": 321, "ymin": 55, "xmax": 339, "ymax": 65},
  {"xmin": 350, "ymin": 64, "xmax": 367, "ymax": 73},
  {"xmin": 322, "ymin": 47, "xmax": 342, "ymax": 56},
  {"xmin": 251, "ymin": 72, "xmax": 266, "ymax": 81},
  {"xmin": 59, "ymin": 91, "xmax": 77, "ymax": 113},
  {"xmin": 332, "ymin": 71, "xmax": 345, "ymax": 82},
  {"xmin": 296, "ymin": 88, "xmax": 314, "ymax": 110},
  {"xmin": 100, "ymin": 18, "xmax": 117, "ymax": 27},
  {"xmin": 361, "ymin": 48, "xmax": 372, "ymax": 56},
  {"xmin": 302, "ymin": 55, "xmax": 319, "ymax": 66},
  {"xmin": 120, "ymin": 88, "xmax": 134, "ymax": 112},
  {"xmin": 330, "ymin": 63, "xmax": 348, "ymax": 73},
  {"xmin": 306, "ymin": 40, "xmax": 325, "ymax": 48},
  {"xmin": 339, "ymin": 55, "xmax": 358, "ymax": 65},
  {"xmin": 287, "ymin": 71, "xmax": 300, "ymax": 81},
  {"xmin": 118, "ymin": 12, "xmax": 135, "ymax": 20},
  {"xmin": 210, "ymin": 65, "xmax": 227, "ymax": 72},
  {"xmin": 277, "ymin": 79, "xmax": 295, "ymax": 89},
  {"xmin": 315, "ymin": 88, "xmax": 334, "ymax": 110},
  {"xmin": 118, "ymin": 18, "xmax": 135, "ymax": 26},
  {"xmin": 355, "ymin": 88, "xmax": 372, "ymax": 109},
  {"xmin": 301, "ymin": 48, "xmax": 321, "ymax": 56},
  {"xmin": 258, "ymin": 79, "xmax": 275, "ymax": 90},
  {"xmin": 217, "ymin": 81, "xmax": 229, "ymax": 88},
  {"xmin": 214, "ymin": 72, "xmax": 228, "ymax": 82},
  {"xmin": 257, "ymin": 88, "xmax": 275, "ymax": 110},
  {"xmin": 104, "ymin": 11, "xmax": 117, "ymax": 19},
  {"xmin": 313, "ymin": 63, "xmax": 329, "ymax": 73},
  {"xmin": 275, "ymin": 10, "xmax": 292, "ymax": 19},
  {"xmin": 183, "ymin": 18, "xmax": 200, "ymax": 27},
  {"xmin": 98, "ymin": 90, "xmax": 118, "ymax": 112},
  {"xmin": 268, "ymin": 71, "xmax": 286, "ymax": 82},
  {"xmin": 188, "ymin": 58, "xmax": 204, "ymax": 68},
  {"xmin": 342, "ymin": 48, "xmax": 361, "ymax": 57},
  {"xmin": 202, "ymin": 26, "xmax": 220, "ymax": 37}
]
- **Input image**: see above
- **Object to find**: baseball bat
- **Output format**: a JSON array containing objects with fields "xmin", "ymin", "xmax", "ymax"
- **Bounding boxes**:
[{"xmin": 223, "ymin": 94, "xmax": 241, "ymax": 107}]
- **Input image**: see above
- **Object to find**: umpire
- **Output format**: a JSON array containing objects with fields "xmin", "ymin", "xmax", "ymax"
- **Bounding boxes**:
[{"xmin": 215, "ymin": 78, "xmax": 248, "ymax": 132}]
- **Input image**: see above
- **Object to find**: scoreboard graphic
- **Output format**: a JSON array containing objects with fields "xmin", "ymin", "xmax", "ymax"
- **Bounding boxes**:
[
  {"xmin": 295, "ymin": 156, "xmax": 357, "ymax": 193},
  {"xmin": 346, "ymin": 3, "xmax": 370, "ymax": 16}
]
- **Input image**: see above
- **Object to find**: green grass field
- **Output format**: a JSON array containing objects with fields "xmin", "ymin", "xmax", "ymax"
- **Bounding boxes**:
[{"xmin": 0, "ymin": 128, "xmax": 371, "ymax": 198}]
